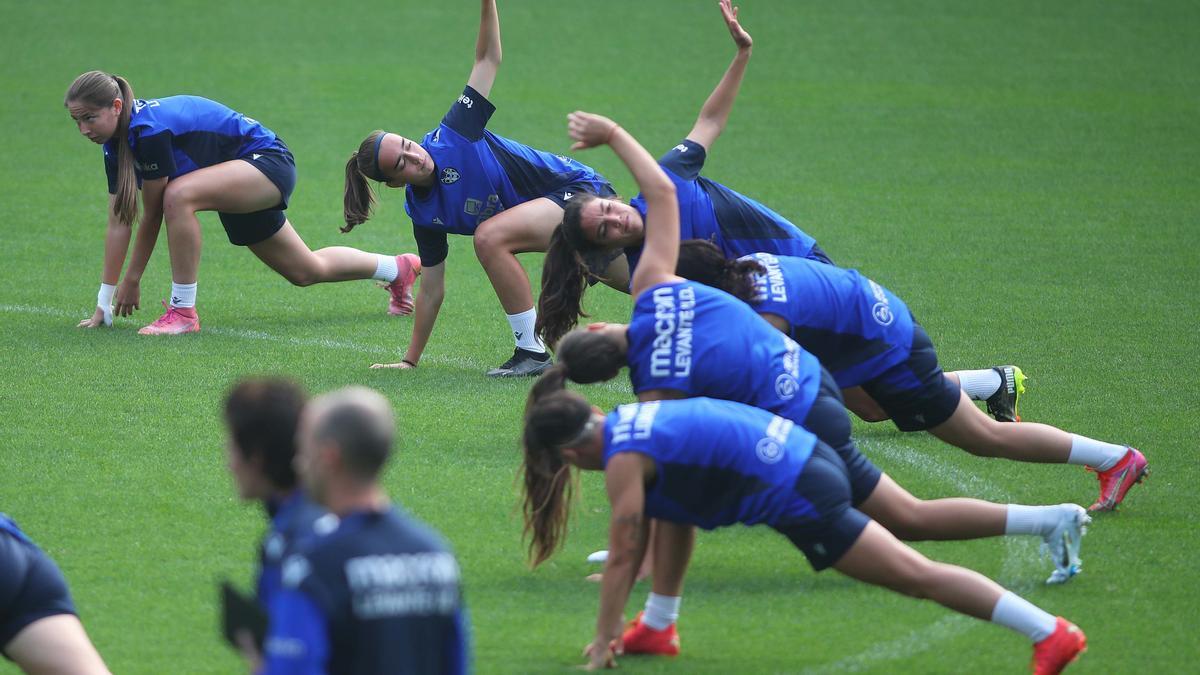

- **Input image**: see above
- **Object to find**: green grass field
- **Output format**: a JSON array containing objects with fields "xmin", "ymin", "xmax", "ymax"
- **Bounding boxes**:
[{"xmin": 2, "ymin": 0, "xmax": 1198, "ymax": 672}]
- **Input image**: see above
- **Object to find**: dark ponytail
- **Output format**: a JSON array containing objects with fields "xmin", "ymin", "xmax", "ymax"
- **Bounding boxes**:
[
  {"xmin": 521, "ymin": 365, "xmax": 593, "ymax": 567},
  {"xmin": 66, "ymin": 71, "xmax": 137, "ymax": 226},
  {"xmin": 343, "ymin": 130, "xmax": 386, "ymax": 233},
  {"xmin": 536, "ymin": 227, "xmax": 591, "ymax": 349},
  {"xmin": 675, "ymin": 239, "xmax": 764, "ymax": 303}
]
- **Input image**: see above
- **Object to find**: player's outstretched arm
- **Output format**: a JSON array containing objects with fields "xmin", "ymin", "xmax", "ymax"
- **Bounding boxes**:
[
  {"xmin": 372, "ymin": 261, "xmax": 446, "ymax": 369},
  {"xmin": 566, "ymin": 111, "xmax": 679, "ymax": 297},
  {"xmin": 466, "ymin": 0, "xmax": 502, "ymax": 98},
  {"xmin": 685, "ymin": 0, "xmax": 754, "ymax": 152},
  {"xmin": 585, "ymin": 453, "xmax": 649, "ymax": 670},
  {"xmin": 79, "ymin": 196, "xmax": 130, "ymax": 328},
  {"xmin": 113, "ymin": 176, "xmax": 167, "ymax": 317}
]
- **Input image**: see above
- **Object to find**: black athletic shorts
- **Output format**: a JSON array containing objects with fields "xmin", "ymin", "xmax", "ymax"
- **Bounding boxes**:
[
  {"xmin": 803, "ymin": 368, "xmax": 882, "ymax": 505},
  {"xmin": 771, "ymin": 442, "xmax": 871, "ymax": 571},
  {"xmin": 220, "ymin": 140, "xmax": 297, "ymax": 246},
  {"xmin": 0, "ymin": 533, "xmax": 76, "ymax": 657},
  {"xmin": 861, "ymin": 323, "xmax": 962, "ymax": 432}
]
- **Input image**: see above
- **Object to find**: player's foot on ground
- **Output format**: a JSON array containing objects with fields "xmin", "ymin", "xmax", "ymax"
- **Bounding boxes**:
[
  {"xmin": 1088, "ymin": 447, "xmax": 1148, "ymax": 512},
  {"xmin": 138, "ymin": 302, "xmax": 200, "ymax": 335},
  {"xmin": 1031, "ymin": 617, "xmax": 1086, "ymax": 674},
  {"xmin": 485, "ymin": 348, "xmax": 552, "ymax": 377},
  {"xmin": 1042, "ymin": 505, "xmax": 1090, "ymax": 585},
  {"xmin": 622, "ymin": 612, "xmax": 680, "ymax": 656},
  {"xmin": 385, "ymin": 253, "xmax": 422, "ymax": 316},
  {"xmin": 986, "ymin": 365, "xmax": 1026, "ymax": 422}
]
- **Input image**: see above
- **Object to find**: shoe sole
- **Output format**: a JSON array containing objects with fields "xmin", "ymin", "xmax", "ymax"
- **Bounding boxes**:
[
  {"xmin": 1089, "ymin": 463, "xmax": 1149, "ymax": 512},
  {"xmin": 137, "ymin": 325, "xmax": 200, "ymax": 335}
]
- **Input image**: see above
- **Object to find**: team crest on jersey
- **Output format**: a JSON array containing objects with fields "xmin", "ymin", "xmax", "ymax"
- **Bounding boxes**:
[
  {"xmin": 756, "ymin": 438, "xmax": 784, "ymax": 464},
  {"xmin": 774, "ymin": 373, "xmax": 798, "ymax": 400},
  {"xmin": 441, "ymin": 167, "xmax": 460, "ymax": 184}
]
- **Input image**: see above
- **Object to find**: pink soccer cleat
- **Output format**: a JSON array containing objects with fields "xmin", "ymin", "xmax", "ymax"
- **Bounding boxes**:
[
  {"xmin": 1031, "ymin": 617, "xmax": 1086, "ymax": 674},
  {"xmin": 385, "ymin": 253, "xmax": 422, "ymax": 316},
  {"xmin": 1087, "ymin": 447, "xmax": 1148, "ymax": 512},
  {"xmin": 138, "ymin": 301, "xmax": 200, "ymax": 335}
]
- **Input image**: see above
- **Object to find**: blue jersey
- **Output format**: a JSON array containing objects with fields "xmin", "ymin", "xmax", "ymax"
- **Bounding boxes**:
[
  {"xmin": 257, "ymin": 493, "xmax": 335, "ymax": 613},
  {"xmin": 623, "ymin": 140, "xmax": 819, "ymax": 274},
  {"xmin": 0, "ymin": 513, "xmax": 32, "ymax": 546},
  {"xmin": 603, "ymin": 398, "xmax": 818, "ymax": 530},
  {"xmin": 264, "ymin": 507, "xmax": 468, "ymax": 675},
  {"xmin": 406, "ymin": 86, "xmax": 608, "ymax": 267},
  {"xmin": 627, "ymin": 281, "xmax": 821, "ymax": 423},
  {"xmin": 103, "ymin": 95, "xmax": 279, "ymax": 192},
  {"xmin": 746, "ymin": 252, "xmax": 915, "ymax": 388}
]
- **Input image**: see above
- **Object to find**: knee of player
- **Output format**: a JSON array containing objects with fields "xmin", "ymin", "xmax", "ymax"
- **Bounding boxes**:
[
  {"xmin": 162, "ymin": 182, "xmax": 199, "ymax": 216},
  {"xmin": 471, "ymin": 221, "xmax": 509, "ymax": 259},
  {"xmin": 282, "ymin": 266, "xmax": 320, "ymax": 287}
]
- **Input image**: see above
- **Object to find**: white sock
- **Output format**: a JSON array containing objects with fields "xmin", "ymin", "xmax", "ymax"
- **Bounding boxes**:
[
  {"xmin": 1067, "ymin": 435, "xmax": 1127, "ymax": 471},
  {"xmin": 170, "ymin": 282, "xmax": 197, "ymax": 309},
  {"xmin": 990, "ymin": 591, "xmax": 1057, "ymax": 642},
  {"xmin": 956, "ymin": 369, "xmax": 1002, "ymax": 400},
  {"xmin": 507, "ymin": 308, "xmax": 546, "ymax": 353},
  {"xmin": 1004, "ymin": 504, "xmax": 1065, "ymax": 536},
  {"xmin": 642, "ymin": 592, "xmax": 681, "ymax": 631},
  {"xmin": 373, "ymin": 255, "xmax": 398, "ymax": 282}
]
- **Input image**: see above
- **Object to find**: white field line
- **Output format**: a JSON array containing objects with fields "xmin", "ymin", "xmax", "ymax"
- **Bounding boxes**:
[{"xmin": 0, "ymin": 303, "xmax": 630, "ymax": 390}]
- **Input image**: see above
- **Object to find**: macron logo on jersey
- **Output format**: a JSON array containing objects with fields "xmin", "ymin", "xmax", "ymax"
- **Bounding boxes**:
[
  {"xmin": 251, "ymin": 154, "xmax": 262, "ymax": 161},
  {"xmin": 673, "ymin": 144, "xmax": 688, "ymax": 153},
  {"xmin": 457, "ymin": 94, "xmax": 474, "ymax": 109},
  {"xmin": 563, "ymin": 192, "xmax": 573, "ymax": 201},
  {"xmin": 650, "ymin": 286, "xmax": 696, "ymax": 378}
]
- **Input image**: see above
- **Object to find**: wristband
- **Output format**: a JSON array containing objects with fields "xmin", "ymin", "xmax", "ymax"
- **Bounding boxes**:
[
  {"xmin": 98, "ymin": 283, "xmax": 116, "ymax": 308},
  {"xmin": 401, "ymin": 359, "xmax": 417, "ymax": 368},
  {"xmin": 98, "ymin": 283, "xmax": 116, "ymax": 326}
]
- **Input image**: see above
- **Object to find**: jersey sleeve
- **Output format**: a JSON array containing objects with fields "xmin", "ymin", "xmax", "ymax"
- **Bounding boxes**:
[
  {"xmin": 439, "ymin": 85, "xmax": 497, "ymax": 142},
  {"xmin": 413, "ymin": 225, "xmax": 450, "ymax": 267},
  {"xmin": 104, "ymin": 150, "xmax": 118, "ymax": 194},
  {"xmin": 262, "ymin": 588, "xmax": 330, "ymax": 675},
  {"xmin": 132, "ymin": 130, "xmax": 176, "ymax": 180},
  {"xmin": 444, "ymin": 605, "xmax": 470, "ymax": 675},
  {"xmin": 657, "ymin": 139, "xmax": 707, "ymax": 181}
]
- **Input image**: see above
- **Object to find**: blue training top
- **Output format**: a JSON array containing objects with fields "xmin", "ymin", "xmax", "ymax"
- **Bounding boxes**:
[
  {"xmin": 0, "ymin": 513, "xmax": 33, "ymax": 546},
  {"xmin": 256, "ymin": 492, "xmax": 335, "ymax": 613},
  {"xmin": 623, "ymin": 140, "xmax": 819, "ymax": 274},
  {"xmin": 603, "ymin": 398, "xmax": 818, "ymax": 530},
  {"xmin": 263, "ymin": 507, "xmax": 468, "ymax": 675},
  {"xmin": 405, "ymin": 85, "xmax": 609, "ymax": 267},
  {"xmin": 626, "ymin": 280, "xmax": 822, "ymax": 423},
  {"xmin": 102, "ymin": 95, "xmax": 279, "ymax": 193},
  {"xmin": 745, "ymin": 252, "xmax": 915, "ymax": 388}
]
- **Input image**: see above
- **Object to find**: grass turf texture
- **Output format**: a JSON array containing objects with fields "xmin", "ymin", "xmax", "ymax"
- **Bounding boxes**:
[{"xmin": 1, "ymin": 0, "xmax": 1197, "ymax": 672}]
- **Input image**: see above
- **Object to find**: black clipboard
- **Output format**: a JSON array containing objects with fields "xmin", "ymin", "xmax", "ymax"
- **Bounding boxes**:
[{"xmin": 220, "ymin": 580, "xmax": 268, "ymax": 650}]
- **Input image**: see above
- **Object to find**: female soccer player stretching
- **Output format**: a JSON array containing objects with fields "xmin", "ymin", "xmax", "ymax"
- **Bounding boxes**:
[
  {"xmin": 521, "ymin": 394, "xmax": 1088, "ymax": 673},
  {"xmin": 551, "ymin": 107, "xmax": 1090, "ymax": 657},
  {"xmin": 66, "ymin": 72, "xmax": 419, "ymax": 335},
  {"xmin": 536, "ymin": 0, "xmax": 827, "ymax": 352},
  {"xmin": 674, "ymin": 243, "xmax": 1147, "ymax": 512},
  {"xmin": 346, "ymin": 0, "xmax": 613, "ymax": 377},
  {"xmin": 535, "ymin": 1, "xmax": 1020, "ymax": 423}
]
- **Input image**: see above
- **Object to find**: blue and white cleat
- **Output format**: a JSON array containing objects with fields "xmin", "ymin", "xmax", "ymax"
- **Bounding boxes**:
[{"xmin": 1042, "ymin": 505, "xmax": 1091, "ymax": 585}]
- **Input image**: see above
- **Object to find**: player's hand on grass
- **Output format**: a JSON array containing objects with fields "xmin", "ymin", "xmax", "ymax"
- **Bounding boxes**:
[
  {"xmin": 370, "ymin": 360, "xmax": 417, "ymax": 370},
  {"xmin": 234, "ymin": 628, "xmax": 263, "ymax": 673},
  {"xmin": 115, "ymin": 278, "xmax": 140, "ymax": 316},
  {"xmin": 77, "ymin": 306, "xmax": 110, "ymax": 328},
  {"xmin": 582, "ymin": 637, "xmax": 617, "ymax": 670},
  {"xmin": 719, "ymin": 0, "xmax": 753, "ymax": 51},
  {"xmin": 568, "ymin": 112, "xmax": 620, "ymax": 151}
]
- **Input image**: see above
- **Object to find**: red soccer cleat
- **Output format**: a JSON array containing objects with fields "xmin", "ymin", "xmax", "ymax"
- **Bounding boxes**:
[
  {"xmin": 385, "ymin": 253, "xmax": 421, "ymax": 316},
  {"xmin": 621, "ymin": 612, "xmax": 680, "ymax": 656},
  {"xmin": 1087, "ymin": 447, "xmax": 1148, "ymax": 512},
  {"xmin": 1031, "ymin": 617, "xmax": 1086, "ymax": 674}
]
